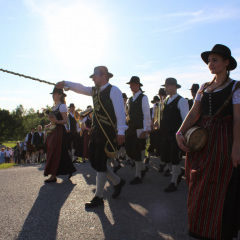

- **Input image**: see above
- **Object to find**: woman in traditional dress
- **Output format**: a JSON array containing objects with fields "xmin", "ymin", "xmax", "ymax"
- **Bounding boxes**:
[
  {"xmin": 44, "ymin": 87, "xmax": 76, "ymax": 183},
  {"xmin": 176, "ymin": 44, "xmax": 240, "ymax": 240}
]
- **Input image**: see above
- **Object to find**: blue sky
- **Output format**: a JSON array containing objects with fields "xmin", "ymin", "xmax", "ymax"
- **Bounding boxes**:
[{"xmin": 1, "ymin": 0, "xmax": 240, "ymax": 112}]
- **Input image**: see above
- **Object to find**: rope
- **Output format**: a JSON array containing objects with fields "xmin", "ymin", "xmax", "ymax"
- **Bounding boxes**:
[{"xmin": 0, "ymin": 68, "xmax": 56, "ymax": 86}]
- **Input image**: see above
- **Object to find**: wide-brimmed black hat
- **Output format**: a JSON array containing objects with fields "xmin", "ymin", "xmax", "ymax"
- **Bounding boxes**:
[
  {"xmin": 189, "ymin": 84, "xmax": 199, "ymax": 92},
  {"xmin": 161, "ymin": 78, "xmax": 181, "ymax": 89},
  {"xmin": 126, "ymin": 76, "xmax": 143, "ymax": 86},
  {"xmin": 89, "ymin": 66, "xmax": 113, "ymax": 78},
  {"xmin": 122, "ymin": 93, "xmax": 128, "ymax": 99},
  {"xmin": 50, "ymin": 87, "xmax": 67, "ymax": 97},
  {"xmin": 151, "ymin": 95, "xmax": 160, "ymax": 103},
  {"xmin": 158, "ymin": 88, "xmax": 167, "ymax": 96},
  {"xmin": 68, "ymin": 103, "xmax": 75, "ymax": 108},
  {"xmin": 201, "ymin": 44, "xmax": 237, "ymax": 71}
]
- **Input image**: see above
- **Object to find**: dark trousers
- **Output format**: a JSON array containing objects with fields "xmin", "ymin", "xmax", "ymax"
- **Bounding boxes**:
[
  {"xmin": 160, "ymin": 133, "xmax": 180, "ymax": 165},
  {"xmin": 89, "ymin": 132, "xmax": 108, "ymax": 172},
  {"xmin": 125, "ymin": 129, "xmax": 146, "ymax": 162}
]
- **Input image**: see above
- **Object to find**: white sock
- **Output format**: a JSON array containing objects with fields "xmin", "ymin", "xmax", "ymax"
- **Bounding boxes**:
[
  {"xmin": 171, "ymin": 165, "xmax": 181, "ymax": 186},
  {"xmin": 95, "ymin": 172, "xmax": 107, "ymax": 198},
  {"xmin": 107, "ymin": 165, "xmax": 120, "ymax": 185},
  {"xmin": 135, "ymin": 161, "xmax": 143, "ymax": 178}
]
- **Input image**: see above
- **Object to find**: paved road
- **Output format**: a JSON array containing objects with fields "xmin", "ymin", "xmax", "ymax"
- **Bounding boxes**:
[{"xmin": 0, "ymin": 158, "xmax": 189, "ymax": 240}]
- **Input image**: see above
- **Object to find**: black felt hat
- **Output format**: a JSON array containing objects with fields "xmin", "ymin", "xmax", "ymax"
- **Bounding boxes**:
[
  {"xmin": 161, "ymin": 78, "xmax": 181, "ymax": 89},
  {"xmin": 151, "ymin": 96, "xmax": 160, "ymax": 103},
  {"xmin": 126, "ymin": 76, "xmax": 143, "ymax": 86},
  {"xmin": 50, "ymin": 87, "xmax": 67, "ymax": 97},
  {"xmin": 158, "ymin": 88, "xmax": 167, "ymax": 96},
  {"xmin": 189, "ymin": 84, "xmax": 200, "ymax": 93},
  {"xmin": 68, "ymin": 103, "xmax": 75, "ymax": 108},
  {"xmin": 201, "ymin": 44, "xmax": 237, "ymax": 71}
]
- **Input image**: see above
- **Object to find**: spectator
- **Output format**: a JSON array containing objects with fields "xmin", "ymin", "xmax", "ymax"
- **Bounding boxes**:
[
  {"xmin": 4, "ymin": 147, "xmax": 12, "ymax": 163},
  {"xmin": 0, "ymin": 148, "xmax": 5, "ymax": 164}
]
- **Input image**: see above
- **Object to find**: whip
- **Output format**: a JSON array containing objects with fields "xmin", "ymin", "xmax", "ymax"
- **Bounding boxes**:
[{"xmin": 0, "ymin": 68, "xmax": 56, "ymax": 86}]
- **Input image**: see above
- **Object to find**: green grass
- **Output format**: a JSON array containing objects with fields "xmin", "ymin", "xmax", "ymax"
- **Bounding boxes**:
[
  {"xmin": 0, "ymin": 163, "xmax": 17, "ymax": 169},
  {"xmin": 2, "ymin": 141, "xmax": 17, "ymax": 148}
]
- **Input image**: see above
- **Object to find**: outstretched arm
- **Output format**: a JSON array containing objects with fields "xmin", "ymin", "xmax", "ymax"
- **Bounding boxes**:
[{"xmin": 55, "ymin": 81, "xmax": 92, "ymax": 96}]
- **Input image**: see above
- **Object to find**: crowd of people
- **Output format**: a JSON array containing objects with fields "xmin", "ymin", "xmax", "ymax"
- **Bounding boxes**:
[{"xmin": 3, "ymin": 44, "xmax": 240, "ymax": 239}]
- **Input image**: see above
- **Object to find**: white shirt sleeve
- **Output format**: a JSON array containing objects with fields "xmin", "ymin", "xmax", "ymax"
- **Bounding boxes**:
[
  {"xmin": 59, "ymin": 104, "xmax": 68, "ymax": 112},
  {"xmin": 142, "ymin": 95, "xmax": 151, "ymax": 131},
  {"xmin": 177, "ymin": 98, "xmax": 189, "ymax": 120},
  {"xmin": 25, "ymin": 134, "xmax": 29, "ymax": 142},
  {"xmin": 110, "ymin": 86, "xmax": 128, "ymax": 135},
  {"xmin": 152, "ymin": 104, "xmax": 155, "ymax": 119},
  {"xmin": 232, "ymin": 81, "xmax": 240, "ymax": 104},
  {"xmin": 65, "ymin": 81, "xmax": 92, "ymax": 96},
  {"xmin": 195, "ymin": 84, "xmax": 205, "ymax": 101}
]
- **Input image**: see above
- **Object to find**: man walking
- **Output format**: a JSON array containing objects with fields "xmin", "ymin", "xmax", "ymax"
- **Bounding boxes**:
[
  {"xmin": 56, "ymin": 66, "xmax": 127, "ymax": 208},
  {"xmin": 161, "ymin": 78, "xmax": 189, "ymax": 192},
  {"xmin": 125, "ymin": 76, "xmax": 151, "ymax": 184}
]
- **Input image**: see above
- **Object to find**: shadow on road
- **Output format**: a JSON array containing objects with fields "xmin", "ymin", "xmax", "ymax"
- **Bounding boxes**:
[{"xmin": 17, "ymin": 180, "xmax": 76, "ymax": 240}]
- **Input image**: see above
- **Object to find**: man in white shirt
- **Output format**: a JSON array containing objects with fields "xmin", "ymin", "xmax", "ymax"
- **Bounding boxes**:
[
  {"xmin": 125, "ymin": 76, "xmax": 151, "ymax": 184},
  {"xmin": 56, "ymin": 66, "xmax": 128, "ymax": 208},
  {"xmin": 161, "ymin": 78, "xmax": 189, "ymax": 192}
]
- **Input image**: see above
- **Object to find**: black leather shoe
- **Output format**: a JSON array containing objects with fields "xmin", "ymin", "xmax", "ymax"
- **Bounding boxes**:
[
  {"xmin": 85, "ymin": 196, "xmax": 104, "ymax": 209},
  {"xmin": 129, "ymin": 177, "xmax": 142, "ymax": 185},
  {"xmin": 113, "ymin": 164, "xmax": 122, "ymax": 173},
  {"xmin": 163, "ymin": 169, "xmax": 171, "ymax": 177},
  {"xmin": 141, "ymin": 166, "xmax": 149, "ymax": 179},
  {"xmin": 112, "ymin": 179, "xmax": 125, "ymax": 199},
  {"xmin": 44, "ymin": 178, "xmax": 57, "ymax": 183},
  {"xmin": 144, "ymin": 157, "xmax": 150, "ymax": 165},
  {"xmin": 158, "ymin": 164, "xmax": 165, "ymax": 173},
  {"xmin": 177, "ymin": 168, "xmax": 185, "ymax": 185},
  {"xmin": 164, "ymin": 182, "xmax": 177, "ymax": 193}
]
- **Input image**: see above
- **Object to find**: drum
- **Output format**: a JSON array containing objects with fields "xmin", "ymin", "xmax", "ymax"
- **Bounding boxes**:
[{"xmin": 184, "ymin": 126, "xmax": 208, "ymax": 152}]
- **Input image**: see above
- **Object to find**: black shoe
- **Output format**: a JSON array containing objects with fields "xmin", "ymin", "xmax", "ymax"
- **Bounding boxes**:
[
  {"xmin": 113, "ymin": 164, "xmax": 122, "ymax": 173},
  {"xmin": 144, "ymin": 157, "xmax": 150, "ymax": 165},
  {"xmin": 163, "ymin": 169, "xmax": 171, "ymax": 177},
  {"xmin": 141, "ymin": 166, "xmax": 149, "ymax": 179},
  {"xmin": 85, "ymin": 196, "xmax": 104, "ymax": 209},
  {"xmin": 44, "ymin": 178, "xmax": 57, "ymax": 183},
  {"xmin": 112, "ymin": 179, "xmax": 125, "ymax": 199},
  {"xmin": 177, "ymin": 168, "xmax": 185, "ymax": 185},
  {"xmin": 158, "ymin": 164, "xmax": 165, "ymax": 173},
  {"xmin": 116, "ymin": 158, "xmax": 120, "ymax": 164},
  {"xmin": 121, "ymin": 156, "xmax": 126, "ymax": 161},
  {"xmin": 129, "ymin": 177, "xmax": 142, "ymax": 185},
  {"xmin": 164, "ymin": 182, "xmax": 177, "ymax": 192}
]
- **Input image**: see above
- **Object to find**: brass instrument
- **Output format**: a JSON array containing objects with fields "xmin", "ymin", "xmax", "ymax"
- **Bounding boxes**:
[{"xmin": 80, "ymin": 108, "xmax": 93, "ymax": 118}]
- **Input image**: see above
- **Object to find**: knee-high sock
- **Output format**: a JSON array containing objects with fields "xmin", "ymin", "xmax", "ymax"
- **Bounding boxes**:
[
  {"xmin": 107, "ymin": 165, "xmax": 120, "ymax": 185},
  {"xmin": 95, "ymin": 171, "xmax": 107, "ymax": 198},
  {"xmin": 135, "ymin": 161, "xmax": 143, "ymax": 178},
  {"xmin": 171, "ymin": 164, "xmax": 181, "ymax": 186}
]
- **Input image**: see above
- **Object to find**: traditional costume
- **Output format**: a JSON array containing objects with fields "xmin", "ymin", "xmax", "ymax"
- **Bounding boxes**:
[
  {"xmin": 186, "ymin": 44, "xmax": 240, "ymax": 240},
  {"xmin": 160, "ymin": 78, "xmax": 189, "ymax": 192},
  {"xmin": 125, "ymin": 76, "xmax": 151, "ymax": 184},
  {"xmin": 44, "ymin": 91, "xmax": 76, "ymax": 178},
  {"xmin": 64, "ymin": 66, "xmax": 128, "ymax": 208}
]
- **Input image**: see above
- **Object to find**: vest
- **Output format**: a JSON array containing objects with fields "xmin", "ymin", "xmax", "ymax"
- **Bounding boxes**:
[
  {"xmin": 27, "ymin": 133, "xmax": 33, "ymax": 145},
  {"xmin": 68, "ymin": 113, "xmax": 77, "ymax": 133},
  {"xmin": 162, "ymin": 95, "xmax": 182, "ymax": 133},
  {"xmin": 128, "ymin": 93, "xmax": 144, "ymax": 129},
  {"xmin": 92, "ymin": 84, "xmax": 117, "ymax": 153},
  {"xmin": 201, "ymin": 80, "xmax": 235, "ymax": 116}
]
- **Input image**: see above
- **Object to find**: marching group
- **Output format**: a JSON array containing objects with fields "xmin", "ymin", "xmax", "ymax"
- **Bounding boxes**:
[{"xmin": 3, "ymin": 44, "xmax": 240, "ymax": 239}]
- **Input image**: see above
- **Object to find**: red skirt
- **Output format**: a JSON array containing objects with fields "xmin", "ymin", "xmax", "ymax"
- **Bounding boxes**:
[
  {"xmin": 44, "ymin": 125, "xmax": 76, "ymax": 176},
  {"xmin": 186, "ymin": 116, "xmax": 234, "ymax": 240}
]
